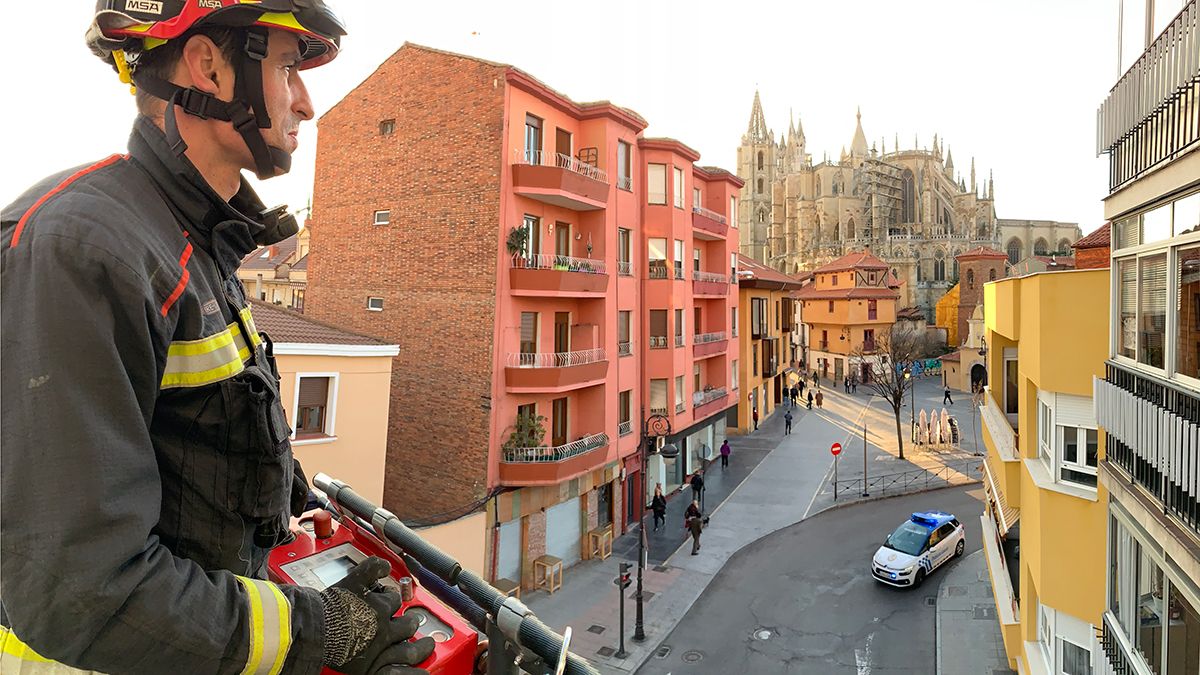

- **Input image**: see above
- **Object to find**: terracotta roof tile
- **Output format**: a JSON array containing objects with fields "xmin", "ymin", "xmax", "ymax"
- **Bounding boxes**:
[
  {"xmin": 240, "ymin": 235, "xmax": 298, "ymax": 271},
  {"xmin": 813, "ymin": 250, "xmax": 889, "ymax": 273},
  {"xmin": 793, "ymin": 286, "xmax": 900, "ymax": 301},
  {"xmin": 736, "ymin": 253, "xmax": 809, "ymax": 288},
  {"xmin": 956, "ymin": 246, "xmax": 1008, "ymax": 260},
  {"xmin": 248, "ymin": 300, "xmax": 389, "ymax": 346},
  {"xmin": 1072, "ymin": 223, "xmax": 1111, "ymax": 250}
]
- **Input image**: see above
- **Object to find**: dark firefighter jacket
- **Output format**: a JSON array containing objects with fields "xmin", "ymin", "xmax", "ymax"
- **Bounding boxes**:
[{"xmin": 0, "ymin": 116, "xmax": 325, "ymax": 674}]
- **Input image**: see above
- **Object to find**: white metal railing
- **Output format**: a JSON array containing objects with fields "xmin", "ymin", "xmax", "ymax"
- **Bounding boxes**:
[
  {"xmin": 1097, "ymin": 2, "xmax": 1199, "ymax": 153},
  {"xmin": 511, "ymin": 253, "xmax": 606, "ymax": 275},
  {"xmin": 931, "ymin": 233, "xmax": 969, "ymax": 240},
  {"xmin": 513, "ymin": 148, "xmax": 608, "ymax": 183},
  {"xmin": 692, "ymin": 387, "xmax": 727, "ymax": 407},
  {"xmin": 674, "ymin": 267, "xmax": 684, "ymax": 280},
  {"xmin": 618, "ymin": 261, "xmax": 632, "ymax": 276},
  {"xmin": 674, "ymin": 335, "xmax": 685, "ymax": 347},
  {"xmin": 502, "ymin": 432, "xmax": 609, "ymax": 463},
  {"xmin": 695, "ymin": 331, "xmax": 726, "ymax": 344},
  {"xmin": 617, "ymin": 341, "xmax": 632, "ymax": 356},
  {"xmin": 675, "ymin": 402, "xmax": 686, "ymax": 413},
  {"xmin": 693, "ymin": 271, "xmax": 727, "ymax": 284},
  {"xmin": 979, "ymin": 389, "xmax": 1018, "ymax": 461},
  {"xmin": 692, "ymin": 206, "xmax": 728, "ymax": 225},
  {"xmin": 507, "ymin": 348, "xmax": 605, "ymax": 368},
  {"xmin": 649, "ymin": 336, "xmax": 668, "ymax": 349},
  {"xmin": 648, "ymin": 263, "xmax": 669, "ymax": 279},
  {"xmin": 618, "ymin": 420, "xmax": 633, "ymax": 436},
  {"xmin": 617, "ymin": 175, "xmax": 632, "ymax": 191}
]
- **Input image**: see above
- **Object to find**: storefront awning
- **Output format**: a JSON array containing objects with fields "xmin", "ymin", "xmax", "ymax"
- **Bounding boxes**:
[{"xmin": 983, "ymin": 460, "xmax": 1020, "ymax": 536}]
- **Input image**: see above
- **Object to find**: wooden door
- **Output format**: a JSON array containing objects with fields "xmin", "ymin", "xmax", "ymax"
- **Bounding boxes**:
[
  {"xmin": 552, "ymin": 397, "xmax": 567, "ymax": 447},
  {"xmin": 554, "ymin": 312, "xmax": 570, "ymax": 354}
]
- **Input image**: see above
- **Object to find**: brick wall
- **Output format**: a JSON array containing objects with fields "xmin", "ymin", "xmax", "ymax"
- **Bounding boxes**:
[
  {"xmin": 523, "ymin": 510, "xmax": 546, "ymax": 589},
  {"xmin": 957, "ymin": 258, "xmax": 1005, "ymax": 346},
  {"xmin": 306, "ymin": 45, "xmax": 507, "ymax": 519},
  {"xmin": 1074, "ymin": 247, "xmax": 1110, "ymax": 270}
]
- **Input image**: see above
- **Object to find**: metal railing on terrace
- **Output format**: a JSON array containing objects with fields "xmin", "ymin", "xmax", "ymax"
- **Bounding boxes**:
[
  {"xmin": 649, "ymin": 336, "xmax": 668, "ymax": 349},
  {"xmin": 1099, "ymin": 613, "xmax": 1136, "ymax": 675},
  {"xmin": 695, "ymin": 331, "xmax": 726, "ymax": 344},
  {"xmin": 513, "ymin": 148, "xmax": 608, "ymax": 183},
  {"xmin": 648, "ymin": 263, "xmax": 669, "ymax": 279},
  {"xmin": 675, "ymin": 402, "xmax": 686, "ymax": 413},
  {"xmin": 506, "ymin": 348, "xmax": 605, "ymax": 368},
  {"xmin": 930, "ymin": 233, "xmax": 969, "ymax": 240},
  {"xmin": 832, "ymin": 458, "xmax": 983, "ymax": 501},
  {"xmin": 502, "ymin": 432, "xmax": 609, "ymax": 463},
  {"xmin": 1095, "ymin": 360, "xmax": 1200, "ymax": 534},
  {"xmin": 692, "ymin": 206, "xmax": 728, "ymax": 224},
  {"xmin": 692, "ymin": 387, "xmax": 727, "ymax": 407},
  {"xmin": 674, "ymin": 267, "xmax": 685, "ymax": 280},
  {"xmin": 1096, "ymin": 2, "xmax": 1200, "ymax": 191},
  {"xmin": 674, "ymin": 335, "xmax": 685, "ymax": 348},
  {"xmin": 617, "ymin": 175, "xmax": 632, "ymax": 191},
  {"xmin": 618, "ymin": 420, "xmax": 633, "ymax": 436},
  {"xmin": 650, "ymin": 406, "xmax": 669, "ymax": 416},
  {"xmin": 693, "ymin": 271, "xmax": 727, "ymax": 284},
  {"xmin": 618, "ymin": 261, "xmax": 632, "ymax": 276},
  {"xmin": 617, "ymin": 341, "xmax": 632, "ymax": 357},
  {"xmin": 512, "ymin": 253, "xmax": 606, "ymax": 275}
]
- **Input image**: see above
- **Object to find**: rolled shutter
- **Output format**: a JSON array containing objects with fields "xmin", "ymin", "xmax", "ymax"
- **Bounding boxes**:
[{"xmin": 298, "ymin": 377, "xmax": 328, "ymax": 408}]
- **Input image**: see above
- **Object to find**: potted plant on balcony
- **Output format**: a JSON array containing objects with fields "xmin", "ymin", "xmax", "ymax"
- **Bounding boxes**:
[
  {"xmin": 502, "ymin": 411, "xmax": 547, "ymax": 458},
  {"xmin": 506, "ymin": 227, "xmax": 529, "ymax": 268}
]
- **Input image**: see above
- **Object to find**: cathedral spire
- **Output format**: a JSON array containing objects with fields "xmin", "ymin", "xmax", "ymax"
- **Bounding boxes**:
[
  {"xmin": 988, "ymin": 169, "xmax": 994, "ymax": 199},
  {"xmin": 970, "ymin": 157, "xmax": 976, "ymax": 193},
  {"xmin": 945, "ymin": 146, "xmax": 954, "ymax": 171},
  {"xmin": 933, "ymin": 134, "xmax": 940, "ymax": 159},
  {"xmin": 745, "ymin": 89, "xmax": 770, "ymax": 144},
  {"xmin": 850, "ymin": 106, "xmax": 868, "ymax": 157}
]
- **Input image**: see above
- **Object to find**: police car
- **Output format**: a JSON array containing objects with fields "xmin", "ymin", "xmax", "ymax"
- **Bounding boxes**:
[{"xmin": 871, "ymin": 511, "xmax": 965, "ymax": 587}]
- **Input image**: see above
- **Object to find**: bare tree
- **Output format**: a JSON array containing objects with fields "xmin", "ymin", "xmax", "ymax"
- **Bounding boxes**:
[{"xmin": 850, "ymin": 324, "xmax": 929, "ymax": 460}]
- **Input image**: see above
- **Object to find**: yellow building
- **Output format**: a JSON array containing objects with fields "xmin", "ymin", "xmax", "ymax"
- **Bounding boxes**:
[
  {"xmin": 978, "ymin": 268, "xmax": 1110, "ymax": 674},
  {"xmin": 935, "ymin": 283, "xmax": 960, "ymax": 347},
  {"xmin": 796, "ymin": 251, "xmax": 899, "ymax": 384},
  {"xmin": 732, "ymin": 254, "xmax": 808, "ymax": 432},
  {"xmin": 238, "ymin": 226, "xmax": 310, "ymax": 310}
]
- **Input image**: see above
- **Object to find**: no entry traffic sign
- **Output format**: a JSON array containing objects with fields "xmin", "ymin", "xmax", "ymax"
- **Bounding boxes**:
[{"xmin": 831, "ymin": 442, "xmax": 842, "ymax": 456}]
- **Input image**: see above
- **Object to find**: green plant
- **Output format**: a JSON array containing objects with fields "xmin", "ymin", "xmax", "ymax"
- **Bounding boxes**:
[
  {"xmin": 506, "ymin": 227, "xmax": 529, "ymax": 256},
  {"xmin": 502, "ymin": 412, "xmax": 547, "ymax": 451}
]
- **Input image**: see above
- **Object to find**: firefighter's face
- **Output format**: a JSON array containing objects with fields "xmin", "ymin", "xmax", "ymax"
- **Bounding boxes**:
[{"xmin": 257, "ymin": 30, "xmax": 315, "ymax": 169}]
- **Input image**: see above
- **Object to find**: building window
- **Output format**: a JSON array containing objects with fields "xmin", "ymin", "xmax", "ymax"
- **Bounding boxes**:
[
  {"xmin": 934, "ymin": 250, "xmax": 946, "ymax": 281},
  {"xmin": 1177, "ymin": 246, "xmax": 1200, "ymax": 379},
  {"xmin": 1006, "ymin": 238, "xmax": 1022, "ymax": 265},
  {"xmin": 373, "ymin": 209, "xmax": 391, "ymax": 226},
  {"xmin": 1037, "ymin": 391, "xmax": 1099, "ymax": 489},
  {"xmin": 675, "ymin": 308, "xmax": 684, "ymax": 347},
  {"xmin": 617, "ymin": 141, "xmax": 632, "ymax": 190},
  {"xmin": 619, "ymin": 390, "xmax": 631, "ymax": 434},
  {"xmin": 524, "ymin": 114, "xmax": 542, "ymax": 163},
  {"xmin": 650, "ymin": 379, "xmax": 668, "ymax": 415},
  {"xmin": 520, "ymin": 312, "xmax": 538, "ymax": 358},
  {"xmin": 693, "ymin": 187, "xmax": 702, "ymax": 209},
  {"xmin": 1138, "ymin": 253, "xmax": 1167, "ymax": 369},
  {"xmin": 693, "ymin": 247, "xmax": 701, "ymax": 273},
  {"xmin": 863, "ymin": 329, "xmax": 875, "ymax": 352},
  {"xmin": 967, "ymin": 268, "xmax": 975, "ymax": 290},
  {"xmin": 757, "ymin": 151, "xmax": 764, "ymax": 170},
  {"xmin": 868, "ymin": 299, "xmax": 878, "ymax": 320},
  {"xmin": 675, "ymin": 375, "xmax": 685, "ymax": 412},
  {"xmin": 1037, "ymin": 603, "xmax": 1053, "ymax": 667},
  {"xmin": 730, "ymin": 196, "xmax": 737, "ymax": 228},
  {"xmin": 618, "ymin": 310, "xmax": 631, "ymax": 356},
  {"xmin": 649, "ymin": 238, "xmax": 668, "ymax": 278},
  {"xmin": 901, "ymin": 168, "xmax": 915, "ymax": 223},
  {"xmin": 650, "ymin": 310, "xmax": 667, "ymax": 349},
  {"xmin": 1059, "ymin": 426, "xmax": 1098, "ymax": 487},
  {"xmin": 752, "ymin": 344, "xmax": 758, "ymax": 376},
  {"xmin": 618, "ymin": 228, "xmax": 632, "ymax": 275},
  {"xmin": 648, "ymin": 163, "xmax": 667, "ymax": 204},
  {"xmin": 674, "ymin": 240, "xmax": 684, "ymax": 279},
  {"xmin": 367, "ymin": 297, "xmax": 384, "ymax": 311},
  {"xmin": 757, "ymin": 178, "xmax": 764, "ymax": 194},
  {"xmin": 828, "ymin": 300, "xmax": 834, "ymax": 313},
  {"xmin": 732, "ymin": 360, "xmax": 739, "ymax": 389},
  {"xmin": 989, "ymin": 269, "xmax": 997, "ymax": 282},
  {"xmin": 731, "ymin": 253, "xmax": 738, "ymax": 279},
  {"xmin": 1034, "ymin": 238, "xmax": 1049, "ymax": 256},
  {"xmin": 379, "ymin": 119, "xmax": 395, "ymax": 136},
  {"xmin": 521, "ymin": 215, "xmax": 541, "ymax": 260},
  {"xmin": 1117, "ymin": 257, "xmax": 1137, "ymax": 359},
  {"xmin": 296, "ymin": 375, "xmax": 333, "ymax": 436},
  {"xmin": 731, "ymin": 307, "xmax": 738, "ymax": 337},
  {"xmin": 1060, "ymin": 640, "xmax": 1091, "ymax": 675},
  {"xmin": 673, "ymin": 167, "xmax": 684, "ymax": 209},
  {"xmin": 693, "ymin": 363, "xmax": 701, "ymax": 394}
]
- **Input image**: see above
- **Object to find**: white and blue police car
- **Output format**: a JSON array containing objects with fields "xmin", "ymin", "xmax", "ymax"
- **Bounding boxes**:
[{"xmin": 871, "ymin": 511, "xmax": 965, "ymax": 587}]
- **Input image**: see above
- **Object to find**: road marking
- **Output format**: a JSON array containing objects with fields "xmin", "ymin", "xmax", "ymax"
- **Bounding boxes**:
[{"xmin": 855, "ymin": 632, "xmax": 875, "ymax": 674}]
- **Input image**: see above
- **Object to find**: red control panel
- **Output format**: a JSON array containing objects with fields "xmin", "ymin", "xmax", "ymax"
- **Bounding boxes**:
[{"xmin": 268, "ymin": 513, "xmax": 478, "ymax": 675}]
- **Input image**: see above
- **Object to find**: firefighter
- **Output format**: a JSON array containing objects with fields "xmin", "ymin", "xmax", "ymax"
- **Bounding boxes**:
[{"xmin": 0, "ymin": 2, "xmax": 434, "ymax": 674}]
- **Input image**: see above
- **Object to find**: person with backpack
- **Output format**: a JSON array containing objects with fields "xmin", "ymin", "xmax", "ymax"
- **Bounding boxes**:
[{"xmin": 650, "ymin": 484, "xmax": 667, "ymax": 532}]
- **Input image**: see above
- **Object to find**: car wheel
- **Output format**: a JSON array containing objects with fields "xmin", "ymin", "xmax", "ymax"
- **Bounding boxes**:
[
  {"xmin": 914, "ymin": 569, "xmax": 926, "ymax": 587},
  {"xmin": 955, "ymin": 539, "xmax": 965, "ymax": 558}
]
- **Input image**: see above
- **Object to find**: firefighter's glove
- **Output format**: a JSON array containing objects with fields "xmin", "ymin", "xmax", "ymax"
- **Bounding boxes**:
[{"xmin": 320, "ymin": 557, "xmax": 435, "ymax": 674}]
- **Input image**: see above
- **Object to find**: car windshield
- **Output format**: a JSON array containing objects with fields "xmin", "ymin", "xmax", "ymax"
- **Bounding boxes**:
[{"xmin": 885, "ymin": 521, "xmax": 930, "ymax": 557}]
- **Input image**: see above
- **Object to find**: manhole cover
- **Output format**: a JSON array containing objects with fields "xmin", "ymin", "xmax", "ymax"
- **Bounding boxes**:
[
  {"xmin": 681, "ymin": 650, "xmax": 704, "ymax": 663},
  {"xmin": 587, "ymin": 624, "xmax": 605, "ymax": 635},
  {"xmin": 654, "ymin": 646, "xmax": 672, "ymax": 659},
  {"xmin": 596, "ymin": 646, "xmax": 616, "ymax": 657},
  {"xmin": 753, "ymin": 629, "xmax": 772, "ymax": 641},
  {"xmin": 925, "ymin": 596, "xmax": 938, "ymax": 606}
]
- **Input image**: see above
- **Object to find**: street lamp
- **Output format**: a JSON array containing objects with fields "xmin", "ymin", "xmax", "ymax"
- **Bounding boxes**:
[{"xmin": 633, "ymin": 412, "xmax": 677, "ymax": 643}]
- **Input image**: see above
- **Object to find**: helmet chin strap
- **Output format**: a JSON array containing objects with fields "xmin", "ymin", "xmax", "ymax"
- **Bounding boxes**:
[{"xmin": 133, "ymin": 27, "xmax": 290, "ymax": 180}]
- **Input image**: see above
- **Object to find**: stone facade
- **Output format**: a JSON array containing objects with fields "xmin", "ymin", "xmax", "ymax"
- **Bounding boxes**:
[{"xmin": 736, "ymin": 91, "xmax": 1082, "ymax": 321}]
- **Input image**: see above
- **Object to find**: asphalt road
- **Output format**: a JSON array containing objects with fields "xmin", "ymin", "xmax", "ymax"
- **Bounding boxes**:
[{"xmin": 635, "ymin": 485, "xmax": 985, "ymax": 675}]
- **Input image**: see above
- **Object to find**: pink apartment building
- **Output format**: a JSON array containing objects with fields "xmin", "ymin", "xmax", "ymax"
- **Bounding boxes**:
[{"xmin": 307, "ymin": 43, "xmax": 739, "ymax": 590}]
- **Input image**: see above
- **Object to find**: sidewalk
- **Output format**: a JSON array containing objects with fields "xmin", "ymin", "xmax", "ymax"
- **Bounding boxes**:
[{"xmin": 936, "ymin": 549, "xmax": 1016, "ymax": 674}]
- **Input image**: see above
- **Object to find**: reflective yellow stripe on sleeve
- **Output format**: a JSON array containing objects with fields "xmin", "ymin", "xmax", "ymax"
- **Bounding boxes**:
[
  {"xmin": 0, "ymin": 627, "xmax": 97, "ymax": 673},
  {"xmin": 238, "ymin": 306, "xmax": 263, "ymax": 349},
  {"xmin": 234, "ymin": 577, "xmax": 293, "ymax": 675},
  {"xmin": 160, "ymin": 322, "xmax": 253, "ymax": 389}
]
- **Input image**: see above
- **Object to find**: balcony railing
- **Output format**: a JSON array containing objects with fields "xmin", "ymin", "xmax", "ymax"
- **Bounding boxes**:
[
  {"xmin": 863, "ymin": 340, "xmax": 877, "ymax": 352},
  {"xmin": 650, "ymin": 406, "xmax": 669, "ymax": 416},
  {"xmin": 648, "ymin": 263, "xmax": 669, "ymax": 279},
  {"xmin": 618, "ymin": 420, "xmax": 633, "ymax": 436},
  {"xmin": 674, "ymin": 267, "xmax": 684, "ymax": 280},
  {"xmin": 692, "ymin": 206, "xmax": 728, "ymax": 224},
  {"xmin": 513, "ymin": 148, "xmax": 608, "ymax": 183},
  {"xmin": 507, "ymin": 348, "xmax": 605, "ymax": 368},
  {"xmin": 692, "ymin": 387, "xmax": 727, "ymax": 407},
  {"xmin": 693, "ymin": 271, "xmax": 727, "ymax": 284},
  {"xmin": 617, "ymin": 175, "xmax": 632, "ymax": 191},
  {"xmin": 1096, "ymin": 360, "xmax": 1200, "ymax": 533},
  {"xmin": 1099, "ymin": 612, "xmax": 1136, "ymax": 675},
  {"xmin": 675, "ymin": 402, "xmax": 686, "ymax": 413},
  {"xmin": 617, "ymin": 341, "xmax": 632, "ymax": 357},
  {"xmin": 502, "ymin": 432, "xmax": 609, "ymax": 463},
  {"xmin": 618, "ymin": 261, "xmax": 632, "ymax": 276},
  {"xmin": 512, "ymin": 253, "xmax": 606, "ymax": 275},
  {"xmin": 1097, "ymin": 2, "xmax": 1200, "ymax": 191},
  {"xmin": 979, "ymin": 389, "xmax": 1018, "ymax": 461},
  {"xmin": 649, "ymin": 336, "xmax": 668, "ymax": 349},
  {"xmin": 674, "ymin": 335, "xmax": 685, "ymax": 348},
  {"xmin": 695, "ymin": 331, "xmax": 726, "ymax": 344}
]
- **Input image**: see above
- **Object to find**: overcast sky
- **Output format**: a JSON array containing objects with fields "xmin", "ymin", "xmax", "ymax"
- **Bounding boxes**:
[{"xmin": 3, "ymin": 1, "xmax": 1116, "ymax": 235}]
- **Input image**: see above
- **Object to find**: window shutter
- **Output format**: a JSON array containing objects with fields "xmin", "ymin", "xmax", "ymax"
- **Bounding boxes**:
[
  {"xmin": 1141, "ymin": 254, "xmax": 1168, "ymax": 314},
  {"xmin": 521, "ymin": 312, "xmax": 537, "ymax": 344},
  {"xmin": 299, "ymin": 377, "xmax": 329, "ymax": 408},
  {"xmin": 650, "ymin": 379, "xmax": 667, "ymax": 409},
  {"xmin": 1054, "ymin": 393, "xmax": 1095, "ymax": 428}
]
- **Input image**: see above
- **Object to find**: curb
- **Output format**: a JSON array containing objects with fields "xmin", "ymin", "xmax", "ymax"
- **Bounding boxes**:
[
  {"xmin": 806, "ymin": 478, "xmax": 984, "ymax": 521},
  {"xmin": 934, "ymin": 549, "xmax": 986, "ymax": 675}
]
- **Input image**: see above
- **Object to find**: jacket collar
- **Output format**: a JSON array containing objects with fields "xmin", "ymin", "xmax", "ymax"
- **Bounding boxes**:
[{"xmin": 127, "ymin": 116, "xmax": 296, "ymax": 276}]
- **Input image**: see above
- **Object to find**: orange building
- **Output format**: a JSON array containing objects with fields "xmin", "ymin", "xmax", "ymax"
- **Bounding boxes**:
[
  {"xmin": 795, "ymin": 251, "xmax": 899, "ymax": 383},
  {"xmin": 306, "ymin": 43, "xmax": 740, "ymax": 590}
]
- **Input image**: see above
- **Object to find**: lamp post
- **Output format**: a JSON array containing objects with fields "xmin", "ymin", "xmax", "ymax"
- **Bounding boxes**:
[{"xmin": 633, "ymin": 412, "xmax": 676, "ymax": 643}]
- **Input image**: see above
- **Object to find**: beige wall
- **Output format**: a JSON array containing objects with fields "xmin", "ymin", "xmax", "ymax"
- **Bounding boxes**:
[
  {"xmin": 277, "ymin": 352, "xmax": 394, "ymax": 505},
  {"xmin": 412, "ymin": 510, "xmax": 488, "ymax": 577}
]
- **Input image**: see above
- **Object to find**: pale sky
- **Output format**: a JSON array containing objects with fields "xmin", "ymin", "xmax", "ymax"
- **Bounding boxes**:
[{"xmin": 2, "ymin": 1, "xmax": 1117, "ymax": 235}]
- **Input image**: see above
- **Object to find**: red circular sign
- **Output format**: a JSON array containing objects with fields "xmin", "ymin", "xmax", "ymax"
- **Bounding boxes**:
[{"xmin": 831, "ymin": 443, "xmax": 842, "ymax": 456}]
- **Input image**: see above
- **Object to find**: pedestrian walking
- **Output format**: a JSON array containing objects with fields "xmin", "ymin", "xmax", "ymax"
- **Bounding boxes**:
[
  {"xmin": 685, "ymin": 500, "xmax": 704, "ymax": 555},
  {"xmin": 816, "ymin": 391, "xmax": 824, "ymax": 409},
  {"xmin": 752, "ymin": 407, "xmax": 759, "ymax": 431},
  {"xmin": 812, "ymin": 371, "xmax": 820, "ymax": 389},
  {"xmin": 784, "ymin": 410, "xmax": 793, "ymax": 435},
  {"xmin": 719, "ymin": 439, "xmax": 731, "ymax": 468},
  {"xmin": 690, "ymin": 468, "xmax": 705, "ymax": 506},
  {"xmin": 851, "ymin": 378, "xmax": 858, "ymax": 394},
  {"xmin": 943, "ymin": 386, "xmax": 954, "ymax": 405},
  {"xmin": 650, "ymin": 484, "xmax": 667, "ymax": 532},
  {"xmin": 807, "ymin": 391, "xmax": 814, "ymax": 410}
]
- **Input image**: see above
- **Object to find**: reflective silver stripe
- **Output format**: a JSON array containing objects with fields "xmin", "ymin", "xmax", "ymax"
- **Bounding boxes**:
[
  {"xmin": 160, "ymin": 323, "xmax": 253, "ymax": 389},
  {"xmin": 235, "ymin": 577, "xmax": 293, "ymax": 675},
  {"xmin": 0, "ymin": 628, "xmax": 100, "ymax": 674}
]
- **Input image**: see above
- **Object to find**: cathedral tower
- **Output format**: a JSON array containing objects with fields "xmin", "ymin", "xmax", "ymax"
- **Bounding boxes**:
[{"xmin": 736, "ymin": 90, "xmax": 776, "ymax": 263}]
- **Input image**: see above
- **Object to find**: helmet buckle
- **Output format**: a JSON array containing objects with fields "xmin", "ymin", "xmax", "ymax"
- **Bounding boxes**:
[
  {"xmin": 177, "ymin": 88, "xmax": 213, "ymax": 120},
  {"xmin": 244, "ymin": 31, "xmax": 269, "ymax": 62}
]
